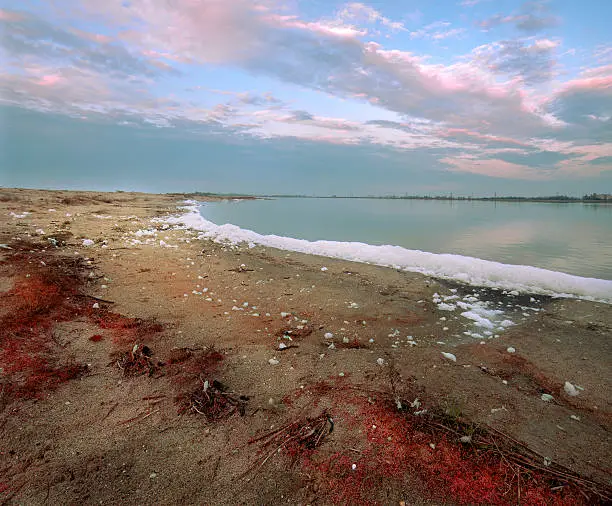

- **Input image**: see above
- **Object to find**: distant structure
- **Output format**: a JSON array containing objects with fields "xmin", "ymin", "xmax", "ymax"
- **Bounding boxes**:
[{"xmin": 583, "ymin": 193, "xmax": 612, "ymax": 201}]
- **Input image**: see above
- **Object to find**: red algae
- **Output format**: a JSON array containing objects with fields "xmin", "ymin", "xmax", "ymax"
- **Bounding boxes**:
[
  {"xmin": 280, "ymin": 381, "xmax": 595, "ymax": 505},
  {"xmin": 0, "ymin": 263, "xmax": 88, "ymax": 402},
  {"xmin": 0, "ymin": 242, "xmax": 163, "ymax": 405},
  {"xmin": 92, "ymin": 311, "xmax": 163, "ymax": 344},
  {"xmin": 170, "ymin": 348, "xmax": 227, "ymax": 399}
]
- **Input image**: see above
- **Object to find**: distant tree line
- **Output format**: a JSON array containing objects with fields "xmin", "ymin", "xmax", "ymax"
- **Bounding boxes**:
[{"xmin": 183, "ymin": 191, "xmax": 612, "ymax": 202}]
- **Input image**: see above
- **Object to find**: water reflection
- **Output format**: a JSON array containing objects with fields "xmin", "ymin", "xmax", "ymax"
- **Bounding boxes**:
[{"xmin": 201, "ymin": 199, "xmax": 612, "ymax": 280}]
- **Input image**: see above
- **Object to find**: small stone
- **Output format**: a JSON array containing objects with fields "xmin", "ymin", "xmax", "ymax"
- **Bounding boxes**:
[
  {"xmin": 149, "ymin": 472, "xmax": 157, "ymax": 479},
  {"xmin": 563, "ymin": 381, "xmax": 580, "ymax": 397},
  {"xmin": 268, "ymin": 358, "xmax": 280, "ymax": 366},
  {"xmin": 506, "ymin": 347, "xmax": 516, "ymax": 353}
]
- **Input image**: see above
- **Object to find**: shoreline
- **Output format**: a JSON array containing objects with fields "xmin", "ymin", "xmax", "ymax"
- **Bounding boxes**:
[
  {"xmin": 1, "ymin": 188, "xmax": 610, "ymax": 504},
  {"xmin": 181, "ymin": 200, "xmax": 612, "ymax": 301}
]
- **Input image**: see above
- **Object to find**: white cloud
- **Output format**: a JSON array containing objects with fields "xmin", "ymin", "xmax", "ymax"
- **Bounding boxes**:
[{"xmin": 336, "ymin": 2, "xmax": 406, "ymax": 33}]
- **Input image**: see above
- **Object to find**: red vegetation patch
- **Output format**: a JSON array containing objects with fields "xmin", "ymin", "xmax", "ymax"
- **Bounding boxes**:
[
  {"xmin": 249, "ymin": 413, "xmax": 333, "ymax": 469},
  {"xmin": 0, "ymin": 243, "xmax": 164, "ymax": 406},
  {"xmin": 92, "ymin": 312, "xmax": 163, "ymax": 345},
  {"xmin": 0, "ymin": 253, "xmax": 89, "ymax": 403},
  {"xmin": 336, "ymin": 338, "xmax": 368, "ymax": 349},
  {"xmin": 279, "ymin": 382, "xmax": 602, "ymax": 505},
  {"xmin": 467, "ymin": 344, "xmax": 562, "ymax": 395},
  {"xmin": 167, "ymin": 347, "xmax": 225, "ymax": 383},
  {"xmin": 167, "ymin": 347, "xmax": 224, "ymax": 384}
]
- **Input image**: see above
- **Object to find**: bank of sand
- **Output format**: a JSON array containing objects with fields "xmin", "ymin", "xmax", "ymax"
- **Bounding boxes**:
[{"xmin": 0, "ymin": 188, "xmax": 610, "ymax": 504}]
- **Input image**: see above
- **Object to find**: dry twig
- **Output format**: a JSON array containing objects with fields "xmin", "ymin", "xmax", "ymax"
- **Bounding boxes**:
[
  {"xmin": 116, "ymin": 344, "xmax": 156, "ymax": 377},
  {"xmin": 178, "ymin": 379, "xmax": 248, "ymax": 421},
  {"xmin": 247, "ymin": 412, "xmax": 334, "ymax": 473}
]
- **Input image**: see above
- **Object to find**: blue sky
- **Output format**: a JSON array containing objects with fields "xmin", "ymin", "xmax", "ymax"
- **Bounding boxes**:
[{"xmin": 0, "ymin": 0, "xmax": 610, "ymax": 195}]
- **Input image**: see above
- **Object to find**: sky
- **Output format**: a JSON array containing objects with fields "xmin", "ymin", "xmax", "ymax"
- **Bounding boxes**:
[{"xmin": 0, "ymin": 0, "xmax": 610, "ymax": 196}]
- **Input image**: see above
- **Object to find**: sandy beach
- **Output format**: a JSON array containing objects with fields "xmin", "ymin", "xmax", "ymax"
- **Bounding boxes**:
[{"xmin": 1, "ymin": 188, "xmax": 610, "ymax": 505}]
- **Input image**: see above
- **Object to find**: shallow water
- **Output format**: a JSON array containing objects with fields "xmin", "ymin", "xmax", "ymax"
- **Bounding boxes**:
[{"xmin": 200, "ymin": 198, "xmax": 612, "ymax": 280}]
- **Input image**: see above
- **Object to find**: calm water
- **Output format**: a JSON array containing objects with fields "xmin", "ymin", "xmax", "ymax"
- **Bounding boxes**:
[{"xmin": 201, "ymin": 198, "xmax": 612, "ymax": 280}]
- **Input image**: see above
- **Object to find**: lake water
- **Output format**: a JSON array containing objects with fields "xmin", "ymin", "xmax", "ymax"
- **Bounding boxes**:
[{"xmin": 200, "ymin": 198, "xmax": 612, "ymax": 280}]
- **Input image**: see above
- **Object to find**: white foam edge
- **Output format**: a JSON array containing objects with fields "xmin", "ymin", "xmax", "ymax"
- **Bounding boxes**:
[{"xmin": 164, "ymin": 201, "xmax": 612, "ymax": 303}]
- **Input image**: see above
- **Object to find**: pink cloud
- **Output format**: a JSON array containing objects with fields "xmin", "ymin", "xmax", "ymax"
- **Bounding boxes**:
[
  {"xmin": 62, "ymin": 0, "xmax": 547, "ymax": 137},
  {"xmin": 566, "ymin": 144, "xmax": 612, "ymax": 161},
  {"xmin": 265, "ymin": 14, "xmax": 366, "ymax": 38},
  {"xmin": 0, "ymin": 8, "xmax": 23, "ymax": 21},
  {"xmin": 560, "ymin": 75, "xmax": 612, "ymax": 92},
  {"xmin": 439, "ymin": 127, "xmax": 530, "ymax": 147},
  {"xmin": 442, "ymin": 156, "xmax": 551, "ymax": 180},
  {"xmin": 37, "ymin": 75, "xmax": 62, "ymax": 86},
  {"xmin": 70, "ymin": 28, "xmax": 112, "ymax": 44}
]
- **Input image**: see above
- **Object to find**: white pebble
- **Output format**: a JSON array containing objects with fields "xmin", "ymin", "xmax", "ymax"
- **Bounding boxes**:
[
  {"xmin": 441, "ymin": 352, "xmax": 457, "ymax": 362},
  {"xmin": 563, "ymin": 381, "xmax": 580, "ymax": 397}
]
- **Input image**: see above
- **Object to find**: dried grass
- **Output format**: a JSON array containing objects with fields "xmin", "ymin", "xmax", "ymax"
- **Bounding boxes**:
[
  {"xmin": 177, "ymin": 378, "xmax": 248, "ymax": 421},
  {"xmin": 115, "ymin": 344, "xmax": 157, "ymax": 377}
]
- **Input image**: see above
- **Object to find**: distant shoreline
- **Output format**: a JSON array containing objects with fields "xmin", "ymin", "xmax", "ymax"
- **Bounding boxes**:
[
  {"xmin": 4, "ymin": 188, "xmax": 610, "ymax": 204},
  {"xmin": 190, "ymin": 193, "xmax": 612, "ymax": 204}
]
